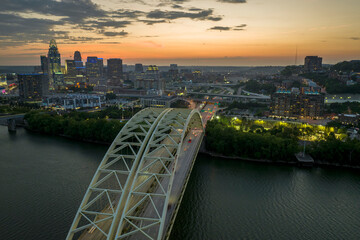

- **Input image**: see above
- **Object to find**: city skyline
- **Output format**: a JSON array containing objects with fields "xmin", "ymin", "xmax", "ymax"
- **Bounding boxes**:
[{"xmin": 1, "ymin": 0, "xmax": 360, "ymax": 66}]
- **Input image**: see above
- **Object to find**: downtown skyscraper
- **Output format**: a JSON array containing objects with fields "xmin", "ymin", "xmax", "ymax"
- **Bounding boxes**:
[
  {"xmin": 47, "ymin": 39, "xmax": 63, "ymax": 89},
  {"xmin": 107, "ymin": 58, "xmax": 123, "ymax": 86}
]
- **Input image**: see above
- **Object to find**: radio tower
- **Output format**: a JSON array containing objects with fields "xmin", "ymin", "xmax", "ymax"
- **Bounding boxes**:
[{"xmin": 294, "ymin": 45, "xmax": 298, "ymax": 66}]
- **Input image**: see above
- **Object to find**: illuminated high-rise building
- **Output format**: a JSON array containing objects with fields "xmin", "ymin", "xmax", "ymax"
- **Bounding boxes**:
[
  {"xmin": 47, "ymin": 39, "xmax": 62, "ymax": 89},
  {"xmin": 74, "ymin": 51, "xmax": 82, "ymax": 62},
  {"xmin": 65, "ymin": 60, "xmax": 77, "ymax": 84},
  {"xmin": 40, "ymin": 55, "xmax": 48, "ymax": 74},
  {"xmin": 18, "ymin": 73, "xmax": 49, "ymax": 100},
  {"xmin": 304, "ymin": 56, "xmax": 322, "ymax": 72},
  {"xmin": 86, "ymin": 57, "xmax": 104, "ymax": 86},
  {"xmin": 74, "ymin": 50, "xmax": 84, "ymax": 69},
  {"xmin": 107, "ymin": 58, "xmax": 123, "ymax": 86},
  {"xmin": 135, "ymin": 65, "xmax": 165, "ymax": 94}
]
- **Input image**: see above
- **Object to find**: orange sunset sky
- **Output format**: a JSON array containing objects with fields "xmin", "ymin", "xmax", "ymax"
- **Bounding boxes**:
[{"xmin": 0, "ymin": 0, "xmax": 359, "ymax": 66}]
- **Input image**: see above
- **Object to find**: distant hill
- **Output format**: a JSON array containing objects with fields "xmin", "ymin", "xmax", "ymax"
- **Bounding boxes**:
[{"xmin": 331, "ymin": 60, "xmax": 360, "ymax": 72}]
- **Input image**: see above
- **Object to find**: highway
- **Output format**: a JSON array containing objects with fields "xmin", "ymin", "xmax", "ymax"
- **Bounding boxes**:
[{"xmin": 187, "ymin": 91, "xmax": 270, "ymax": 100}]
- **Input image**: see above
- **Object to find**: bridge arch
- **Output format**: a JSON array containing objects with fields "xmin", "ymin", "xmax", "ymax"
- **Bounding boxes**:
[
  {"xmin": 114, "ymin": 109, "xmax": 204, "ymax": 240},
  {"xmin": 67, "ymin": 108, "xmax": 204, "ymax": 240},
  {"xmin": 66, "ymin": 108, "xmax": 170, "ymax": 240}
]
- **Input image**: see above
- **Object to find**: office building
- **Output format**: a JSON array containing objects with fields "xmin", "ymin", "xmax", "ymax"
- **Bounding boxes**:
[
  {"xmin": 47, "ymin": 39, "xmax": 62, "ymax": 89},
  {"xmin": 86, "ymin": 57, "xmax": 104, "ymax": 86},
  {"xmin": 304, "ymin": 56, "xmax": 322, "ymax": 72},
  {"xmin": 135, "ymin": 63, "xmax": 144, "ymax": 73},
  {"xmin": 270, "ymin": 87, "xmax": 324, "ymax": 119},
  {"xmin": 65, "ymin": 60, "xmax": 77, "ymax": 84},
  {"xmin": 18, "ymin": 73, "xmax": 49, "ymax": 100},
  {"xmin": 169, "ymin": 64, "xmax": 179, "ymax": 81},
  {"xmin": 107, "ymin": 58, "xmax": 123, "ymax": 86},
  {"xmin": 40, "ymin": 55, "xmax": 48, "ymax": 74},
  {"xmin": 135, "ymin": 65, "xmax": 165, "ymax": 94},
  {"xmin": 74, "ymin": 50, "xmax": 84, "ymax": 69}
]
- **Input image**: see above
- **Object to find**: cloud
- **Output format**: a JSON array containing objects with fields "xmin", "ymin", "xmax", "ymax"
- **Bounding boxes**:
[
  {"xmin": 172, "ymin": 4, "xmax": 184, "ymax": 9},
  {"xmin": 349, "ymin": 37, "xmax": 360, "ymax": 40},
  {"xmin": 208, "ymin": 24, "xmax": 247, "ymax": 31},
  {"xmin": 233, "ymin": 24, "xmax": 247, "ymax": 30},
  {"xmin": 188, "ymin": 7, "xmax": 203, "ymax": 11},
  {"xmin": 98, "ymin": 41, "xmax": 122, "ymax": 44},
  {"xmin": 209, "ymin": 26, "xmax": 231, "ymax": 31},
  {"xmin": 217, "ymin": 0, "xmax": 247, "ymax": 3},
  {"xmin": 84, "ymin": 20, "xmax": 132, "ymax": 29},
  {"xmin": 110, "ymin": 9, "xmax": 144, "ymax": 19},
  {"xmin": 100, "ymin": 30, "xmax": 128, "ymax": 37},
  {"xmin": 207, "ymin": 16, "xmax": 223, "ymax": 21},
  {"xmin": 0, "ymin": 13, "xmax": 68, "ymax": 47},
  {"xmin": 146, "ymin": 9, "xmax": 222, "ymax": 21},
  {"xmin": 62, "ymin": 36, "xmax": 104, "ymax": 42},
  {"xmin": 0, "ymin": 0, "xmax": 225, "ymax": 48},
  {"xmin": 1, "ymin": 0, "xmax": 107, "ymax": 23},
  {"xmin": 140, "ymin": 19, "xmax": 168, "ymax": 25}
]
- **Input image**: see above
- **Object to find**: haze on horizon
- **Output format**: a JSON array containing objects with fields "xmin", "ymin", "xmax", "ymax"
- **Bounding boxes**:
[{"xmin": 0, "ymin": 0, "xmax": 359, "ymax": 66}]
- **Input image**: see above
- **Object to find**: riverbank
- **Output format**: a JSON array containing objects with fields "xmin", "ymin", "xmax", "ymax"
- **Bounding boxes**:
[
  {"xmin": 25, "ymin": 127, "xmax": 112, "ymax": 145},
  {"xmin": 199, "ymin": 146, "xmax": 360, "ymax": 171},
  {"xmin": 24, "ymin": 111, "xmax": 125, "ymax": 144}
]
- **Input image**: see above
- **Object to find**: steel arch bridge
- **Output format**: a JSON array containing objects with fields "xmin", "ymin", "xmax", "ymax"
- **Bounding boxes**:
[{"xmin": 67, "ymin": 108, "xmax": 204, "ymax": 240}]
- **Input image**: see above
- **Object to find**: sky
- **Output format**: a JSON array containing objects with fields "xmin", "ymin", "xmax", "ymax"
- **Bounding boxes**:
[{"xmin": 0, "ymin": 0, "xmax": 359, "ymax": 66}]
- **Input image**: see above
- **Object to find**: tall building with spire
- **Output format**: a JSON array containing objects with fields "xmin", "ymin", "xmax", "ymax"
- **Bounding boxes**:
[
  {"xmin": 47, "ymin": 39, "xmax": 62, "ymax": 89},
  {"xmin": 74, "ymin": 51, "xmax": 82, "ymax": 62}
]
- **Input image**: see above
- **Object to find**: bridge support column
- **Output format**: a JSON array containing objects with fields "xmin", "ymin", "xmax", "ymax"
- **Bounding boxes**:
[{"xmin": 7, "ymin": 119, "xmax": 16, "ymax": 132}]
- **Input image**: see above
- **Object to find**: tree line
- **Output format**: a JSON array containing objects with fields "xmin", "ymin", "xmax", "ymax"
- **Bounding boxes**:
[
  {"xmin": 308, "ymin": 136, "xmax": 360, "ymax": 166},
  {"xmin": 25, "ymin": 111, "xmax": 125, "ymax": 144},
  {"xmin": 205, "ymin": 119, "xmax": 299, "ymax": 161},
  {"xmin": 205, "ymin": 117, "xmax": 360, "ymax": 166}
]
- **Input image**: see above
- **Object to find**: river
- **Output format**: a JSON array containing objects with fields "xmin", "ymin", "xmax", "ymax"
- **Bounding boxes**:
[{"xmin": 1, "ymin": 126, "xmax": 359, "ymax": 240}]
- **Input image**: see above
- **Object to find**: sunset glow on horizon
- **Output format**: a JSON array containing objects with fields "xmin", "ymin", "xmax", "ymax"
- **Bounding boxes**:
[{"xmin": 1, "ymin": 0, "xmax": 359, "ymax": 66}]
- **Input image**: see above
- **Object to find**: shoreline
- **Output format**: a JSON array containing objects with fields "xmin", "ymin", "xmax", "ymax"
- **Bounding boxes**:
[
  {"xmin": 199, "ymin": 149, "xmax": 360, "ymax": 171},
  {"xmin": 5, "ymin": 125, "xmax": 359, "ymax": 171},
  {"xmin": 24, "ymin": 127, "xmax": 112, "ymax": 146}
]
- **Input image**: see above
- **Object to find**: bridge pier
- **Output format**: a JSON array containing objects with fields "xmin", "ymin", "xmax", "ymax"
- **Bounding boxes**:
[{"xmin": 7, "ymin": 119, "xmax": 16, "ymax": 132}]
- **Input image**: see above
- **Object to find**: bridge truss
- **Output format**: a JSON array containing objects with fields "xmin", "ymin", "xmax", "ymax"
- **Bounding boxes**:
[{"xmin": 67, "ymin": 108, "xmax": 204, "ymax": 240}]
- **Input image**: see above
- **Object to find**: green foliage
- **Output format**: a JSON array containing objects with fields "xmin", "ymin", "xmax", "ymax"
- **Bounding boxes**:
[
  {"xmin": 64, "ymin": 106, "xmax": 141, "ymax": 120},
  {"xmin": 106, "ymin": 93, "xmax": 117, "ymax": 100},
  {"xmin": 281, "ymin": 65, "xmax": 300, "ymax": 76},
  {"xmin": 24, "ymin": 111, "xmax": 125, "ymax": 143},
  {"xmin": 0, "ymin": 104, "xmax": 40, "ymax": 114},
  {"xmin": 205, "ymin": 119, "xmax": 299, "ymax": 161},
  {"xmin": 331, "ymin": 61, "xmax": 360, "ymax": 72},
  {"xmin": 244, "ymin": 80, "xmax": 276, "ymax": 94},
  {"xmin": 301, "ymin": 72, "xmax": 360, "ymax": 94},
  {"xmin": 326, "ymin": 120, "xmax": 344, "ymax": 129},
  {"xmin": 170, "ymin": 100, "xmax": 190, "ymax": 108},
  {"xmin": 206, "ymin": 116, "xmax": 359, "ymax": 165},
  {"xmin": 326, "ymin": 102, "xmax": 360, "ymax": 114},
  {"xmin": 308, "ymin": 138, "xmax": 360, "ymax": 166}
]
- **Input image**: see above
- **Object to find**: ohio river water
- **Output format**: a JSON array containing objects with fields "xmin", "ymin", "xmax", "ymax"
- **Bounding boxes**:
[{"xmin": 1, "ymin": 126, "xmax": 360, "ymax": 240}]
